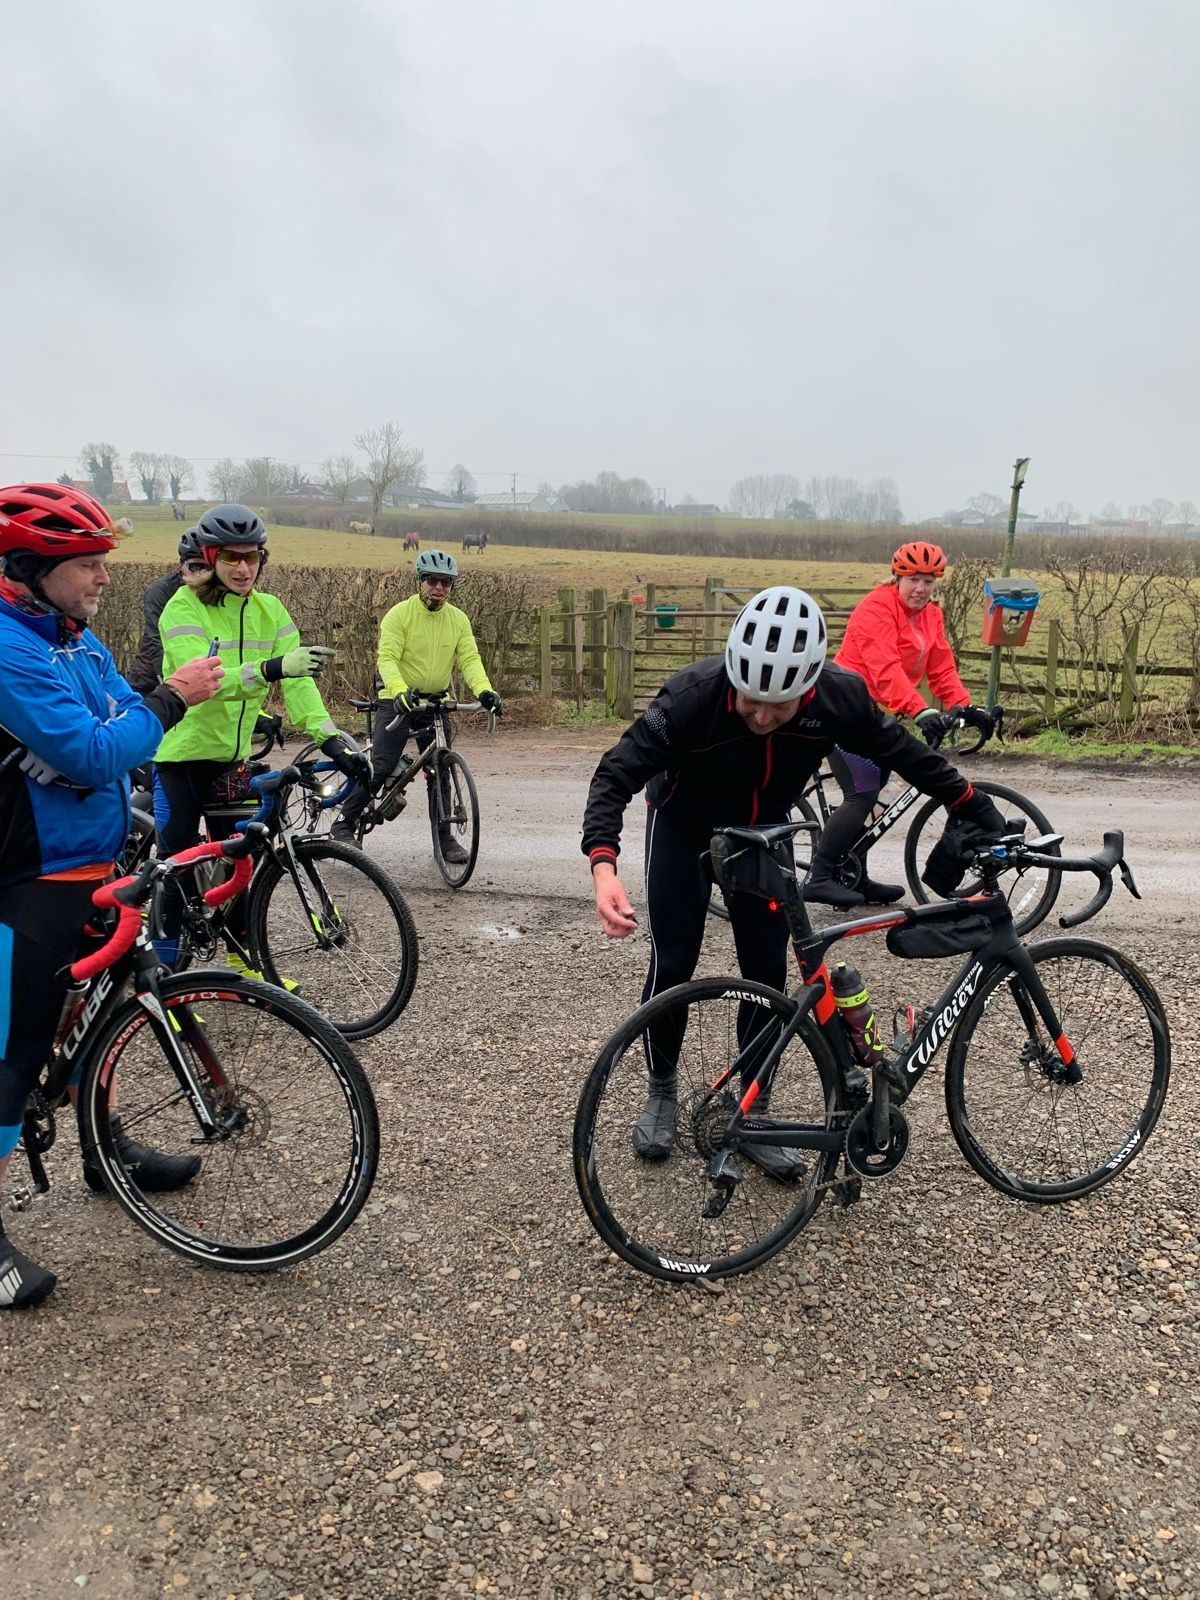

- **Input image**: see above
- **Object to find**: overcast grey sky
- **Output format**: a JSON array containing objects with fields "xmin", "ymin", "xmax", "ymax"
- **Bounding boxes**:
[{"xmin": 2, "ymin": 0, "xmax": 1197, "ymax": 517}]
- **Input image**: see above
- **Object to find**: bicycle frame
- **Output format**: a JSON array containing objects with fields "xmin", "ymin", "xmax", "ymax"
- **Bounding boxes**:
[{"xmin": 702, "ymin": 863, "xmax": 1070, "ymax": 1167}]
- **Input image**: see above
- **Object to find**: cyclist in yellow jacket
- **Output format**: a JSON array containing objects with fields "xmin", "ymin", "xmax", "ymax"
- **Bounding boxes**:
[{"xmin": 333, "ymin": 549, "xmax": 500, "ymax": 861}]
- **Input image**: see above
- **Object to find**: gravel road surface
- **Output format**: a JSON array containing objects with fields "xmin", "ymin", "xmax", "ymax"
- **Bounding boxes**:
[{"xmin": 3, "ymin": 731, "xmax": 1196, "ymax": 1600}]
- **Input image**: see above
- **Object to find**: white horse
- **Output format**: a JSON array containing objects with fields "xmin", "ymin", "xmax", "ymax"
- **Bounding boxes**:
[{"xmin": 349, "ymin": 520, "xmax": 373, "ymax": 535}]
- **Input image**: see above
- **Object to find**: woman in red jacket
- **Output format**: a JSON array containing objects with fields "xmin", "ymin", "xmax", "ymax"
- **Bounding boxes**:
[{"xmin": 805, "ymin": 540, "xmax": 993, "ymax": 906}]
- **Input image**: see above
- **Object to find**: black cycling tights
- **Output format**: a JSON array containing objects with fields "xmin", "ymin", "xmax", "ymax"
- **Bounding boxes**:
[
  {"xmin": 818, "ymin": 747, "xmax": 886, "ymax": 863},
  {"xmin": 640, "ymin": 807, "xmax": 790, "ymax": 1083},
  {"xmin": 153, "ymin": 760, "xmax": 250, "ymax": 964},
  {"xmin": 0, "ymin": 879, "xmax": 98, "ymax": 1155}
]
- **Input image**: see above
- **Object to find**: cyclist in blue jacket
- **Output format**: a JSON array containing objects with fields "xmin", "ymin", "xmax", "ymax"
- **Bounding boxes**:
[{"xmin": 0, "ymin": 483, "xmax": 222, "ymax": 1309}]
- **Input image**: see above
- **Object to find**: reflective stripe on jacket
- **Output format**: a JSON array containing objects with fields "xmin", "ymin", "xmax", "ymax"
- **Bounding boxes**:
[{"xmin": 155, "ymin": 585, "xmax": 336, "ymax": 763}]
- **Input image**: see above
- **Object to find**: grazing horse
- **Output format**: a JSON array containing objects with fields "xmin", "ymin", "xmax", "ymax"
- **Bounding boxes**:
[
  {"xmin": 403, "ymin": 531, "xmax": 420, "ymax": 552},
  {"xmin": 349, "ymin": 520, "xmax": 373, "ymax": 535},
  {"xmin": 462, "ymin": 531, "xmax": 489, "ymax": 552},
  {"xmin": 170, "ymin": 501, "xmax": 187, "ymax": 522}
]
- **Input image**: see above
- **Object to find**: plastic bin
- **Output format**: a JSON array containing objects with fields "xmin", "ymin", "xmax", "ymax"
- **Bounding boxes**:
[
  {"xmin": 654, "ymin": 602, "xmax": 679, "ymax": 631},
  {"xmin": 982, "ymin": 579, "xmax": 1040, "ymax": 646}
]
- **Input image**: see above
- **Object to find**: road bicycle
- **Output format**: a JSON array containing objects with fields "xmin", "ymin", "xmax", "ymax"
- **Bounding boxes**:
[
  {"xmin": 290, "ymin": 692, "xmax": 495, "ymax": 889},
  {"xmin": 7, "ymin": 829, "xmax": 379, "ymax": 1271},
  {"xmin": 129, "ymin": 766, "xmax": 419, "ymax": 1040},
  {"xmin": 574, "ymin": 819, "xmax": 1170, "ymax": 1282},
  {"xmin": 709, "ymin": 707, "xmax": 1060, "ymax": 936}
]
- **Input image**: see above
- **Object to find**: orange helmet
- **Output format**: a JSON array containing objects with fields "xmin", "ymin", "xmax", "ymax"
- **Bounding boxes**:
[{"xmin": 891, "ymin": 540, "xmax": 946, "ymax": 578}]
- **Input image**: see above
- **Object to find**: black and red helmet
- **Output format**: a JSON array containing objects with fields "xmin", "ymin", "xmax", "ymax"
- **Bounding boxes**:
[
  {"xmin": 0, "ymin": 483, "xmax": 121, "ymax": 558},
  {"xmin": 891, "ymin": 540, "xmax": 946, "ymax": 578}
]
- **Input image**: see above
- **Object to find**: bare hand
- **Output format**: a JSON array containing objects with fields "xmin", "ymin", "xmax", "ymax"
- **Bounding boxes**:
[
  {"xmin": 594, "ymin": 866, "xmax": 638, "ymax": 938},
  {"xmin": 165, "ymin": 655, "xmax": 225, "ymax": 706}
]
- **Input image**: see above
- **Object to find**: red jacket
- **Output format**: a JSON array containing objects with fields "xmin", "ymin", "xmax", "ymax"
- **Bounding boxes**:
[{"xmin": 835, "ymin": 583, "xmax": 967, "ymax": 719}]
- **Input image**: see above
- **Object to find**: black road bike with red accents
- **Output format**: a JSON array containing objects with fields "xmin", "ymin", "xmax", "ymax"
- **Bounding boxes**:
[
  {"xmin": 574, "ymin": 820, "xmax": 1170, "ymax": 1282},
  {"xmin": 9, "ymin": 829, "xmax": 379, "ymax": 1272}
]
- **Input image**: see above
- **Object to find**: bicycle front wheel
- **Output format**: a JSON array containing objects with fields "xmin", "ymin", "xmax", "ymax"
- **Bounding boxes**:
[
  {"xmin": 945, "ymin": 939, "xmax": 1170, "ymax": 1201},
  {"xmin": 430, "ymin": 750, "xmax": 480, "ymax": 888},
  {"xmin": 77, "ymin": 973, "xmax": 379, "ymax": 1270},
  {"xmin": 281, "ymin": 742, "xmax": 338, "ymax": 837},
  {"xmin": 905, "ymin": 780, "xmax": 1062, "ymax": 936},
  {"xmin": 249, "ymin": 839, "xmax": 419, "ymax": 1038},
  {"xmin": 573, "ymin": 978, "xmax": 842, "ymax": 1281}
]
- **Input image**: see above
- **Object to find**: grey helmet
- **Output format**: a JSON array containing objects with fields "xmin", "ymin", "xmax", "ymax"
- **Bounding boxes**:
[
  {"xmin": 177, "ymin": 526, "xmax": 203, "ymax": 560},
  {"xmin": 197, "ymin": 503, "xmax": 268, "ymax": 547}
]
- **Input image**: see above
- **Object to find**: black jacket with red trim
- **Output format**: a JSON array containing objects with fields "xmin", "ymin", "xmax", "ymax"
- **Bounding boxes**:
[{"xmin": 581, "ymin": 656, "xmax": 971, "ymax": 866}]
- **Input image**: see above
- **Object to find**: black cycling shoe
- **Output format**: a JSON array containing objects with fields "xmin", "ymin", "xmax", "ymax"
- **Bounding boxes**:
[
  {"xmin": 857, "ymin": 877, "xmax": 905, "ymax": 905},
  {"xmin": 438, "ymin": 836, "xmax": 470, "ymax": 865},
  {"xmin": 632, "ymin": 1077, "xmax": 678, "ymax": 1161},
  {"xmin": 743, "ymin": 1144, "xmax": 807, "ymax": 1183},
  {"xmin": 82, "ymin": 1117, "xmax": 202, "ymax": 1195},
  {"xmin": 0, "ymin": 1231, "xmax": 57, "ymax": 1309},
  {"xmin": 330, "ymin": 823, "xmax": 359, "ymax": 847},
  {"xmin": 802, "ymin": 872, "xmax": 865, "ymax": 909}
]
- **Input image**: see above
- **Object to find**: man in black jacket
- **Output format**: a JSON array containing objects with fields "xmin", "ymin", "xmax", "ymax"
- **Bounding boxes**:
[
  {"xmin": 581, "ymin": 586, "xmax": 1004, "ymax": 1170},
  {"xmin": 125, "ymin": 527, "xmax": 210, "ymax": 695}
]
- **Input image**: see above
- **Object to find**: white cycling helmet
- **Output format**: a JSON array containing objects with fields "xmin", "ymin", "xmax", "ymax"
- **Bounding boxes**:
[{"xmin": 724, "ymin": 586, "xmax": 827, "ymax": 702}]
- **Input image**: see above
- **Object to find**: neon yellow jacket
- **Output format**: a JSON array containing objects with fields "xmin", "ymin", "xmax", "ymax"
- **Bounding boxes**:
[
  {"xmin": 155, "ymin": 586, "xmax": 337, "ymax": 763},
  {"xmin": 377, "ymin": 594, "xmax": 493, "ymax": 700}
]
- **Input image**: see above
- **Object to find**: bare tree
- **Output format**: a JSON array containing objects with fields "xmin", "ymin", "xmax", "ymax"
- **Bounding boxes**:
[
  {"xmin": 443, "ymin": 463, "xmax": 477, "ymax": 502},
  {"xmin": 861, "ymin": 477, "xmax": 903, "ymax": 523},
  {"xmin": 163, "ymin": 455, "xmax": 194, "ymax": 503},
  {"xmin": 536, "ymin": 480, "xmax": 559, "ymax": 502},
  {"xmin": 1093, "ymin": 502, "xmax": 1125, "ymax": 524},
  {"xmin": 1048, "ymin": 500, "xmax": 1080, "ymax": 527},
  {"xmin": 966, "ymin": 491, "xmax": 1005, "ymax": 519},
  {"xmin": 321, "ymin": 454, "xmax": 359, "ymax": 503},
  {"xmin": 237, "ymin": 458, "xmax": 294, "ymax": 500},
  {"xmin": 79, "ymin": 442, "xmax": 122, "ymax": 499},
  {"xmin": 209, "ymin": 458, "xmax": 241, "ymax": 499},
  {"xmin": 1147, "ymin": 498, "xmax": 1176, "ymax": 528},
  {"xmin": 130, "ymin": 451, "xmax": 167, "ymax": 503},
  {"xmin": 354, "ymin": 422, "xmax": 423, "ymax": 521},
  {"xmin": 728, "ymin": 474, "xmax": 801, "ymax": 519},
  {"xmin": 1175, "ymin": 500, "xmax": 1198, "ymax": 530}
]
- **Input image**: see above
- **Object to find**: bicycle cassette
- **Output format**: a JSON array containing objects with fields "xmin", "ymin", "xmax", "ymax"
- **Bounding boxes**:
[{"xmin": 844, "ymin": 1104, "xmax": 910, "ymax": 1178}]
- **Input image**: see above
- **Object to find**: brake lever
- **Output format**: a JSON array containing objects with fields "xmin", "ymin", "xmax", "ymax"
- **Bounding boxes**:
[{"xmin": 1118, "ymin": 856, "xmax": 1141, "ymax": 900}]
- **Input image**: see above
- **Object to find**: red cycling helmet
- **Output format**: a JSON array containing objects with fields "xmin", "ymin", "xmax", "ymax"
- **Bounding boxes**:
[
  {"xmin": 0, "ymin": 483, "xmax": 121, "ymax": 558},
  {"xmin": 891, "ymin": 540, "xmax": 946, "ymax": 578}
]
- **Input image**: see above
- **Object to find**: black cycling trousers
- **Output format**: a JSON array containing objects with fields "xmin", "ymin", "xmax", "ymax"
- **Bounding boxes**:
[
  {"xmin": 153, "ymin": 761, "xmax": 249, "ymax": 951},
  {"xmin": 337, "ymin": 708, "xmax": 451, "ymax": 830},
  {"xmin": 0, "ymin": 878, "xmax": 99, "ymax": 1150},
  {"xmin": 817, "ymin": 747, "xmax": 886, "ymax": 863},
  {"xmin": 640, "ymin": 808, "xmax": 790, "ymax": 1083}
]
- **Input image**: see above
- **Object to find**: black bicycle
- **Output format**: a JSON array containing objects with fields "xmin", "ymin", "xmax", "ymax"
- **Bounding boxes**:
[
  {"xmin": 129, "ymin": 766, "xmax": 419, "ymax": 1040},
  {"xmin": 9, "ymin": 830, "xmax": 379, "ymax": 1272},
  {"xmin": 709, "ymin": 707, "xmax": 1060, "ymax": 936},
  {"xmin": 291, "ymin": 692, "xmax": 494, "ymax": 889},
  {"xmin": 575, "ymin": 819, "xmax": 1169, "ymax": 1282}
]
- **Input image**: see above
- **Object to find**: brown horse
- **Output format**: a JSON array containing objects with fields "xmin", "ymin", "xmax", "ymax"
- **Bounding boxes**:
[{"xmin": 403, "ymin": 531, "xmax": 420, "ymax": 551}]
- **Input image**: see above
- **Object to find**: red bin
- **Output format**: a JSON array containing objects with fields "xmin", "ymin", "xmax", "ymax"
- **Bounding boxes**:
[{"xmin": 982, "ymin": 579, "xmax": 1040, "ymax": 647}]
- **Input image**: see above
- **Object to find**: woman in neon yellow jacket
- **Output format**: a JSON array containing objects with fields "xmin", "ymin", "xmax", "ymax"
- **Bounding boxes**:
[
  {"xmin": 333, "ymin": 548, "xmax": 501, "ymax": 861},
  {"xmin": 153, "ymin": 503, "xmax": 370, "ymax": 966}
]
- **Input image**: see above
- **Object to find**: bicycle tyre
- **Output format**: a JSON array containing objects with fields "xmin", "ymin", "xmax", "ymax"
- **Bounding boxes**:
[
  {"xmin": 248, "ymin": 838, "xmax": 419, "ymax": 1038},
  {"xmin": 76, "ymin": 972, "xmax": 379, "ymax": 1271},
  {"xmin": 573, "ymin": 977, "xmax": 843, "ymax": 1281},
  {"xmin": 430, "ymin": 750, "xmax": 480, "ymax": 889},
  {"xmin": 283, "ymin": 741, "xmax": 339, "ymax": 837},
  {"xmin": 707, "ymin": 794, "xmax": 820, "ymax": 925},
  {"xmin": 904, "ymin": 779, "xmax": 1062, "ymax": 936},
  {"xmin": 944, "ymin": 938, "xmax": 1170, "ymax": 1201}
]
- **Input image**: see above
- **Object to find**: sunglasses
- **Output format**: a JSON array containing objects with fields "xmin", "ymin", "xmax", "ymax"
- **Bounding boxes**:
[
  {"xmin": 216, "ymin": 549, "xmax": 267, "ymax": 568},
  {"xmin": 422, "ymin": 575, "xmax": 454, "ymax": 588},
  {"xmin": 182, "ymin": 560, "xmax": 209, "ymax": 574}
]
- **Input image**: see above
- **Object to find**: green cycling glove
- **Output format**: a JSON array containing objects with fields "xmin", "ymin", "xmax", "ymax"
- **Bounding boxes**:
[{"xmin": 262, "ymin": 645, "xmax": 336, "ymax": 682}]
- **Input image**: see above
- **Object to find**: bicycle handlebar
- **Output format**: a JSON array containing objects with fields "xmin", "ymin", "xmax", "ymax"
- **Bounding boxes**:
[
  {"xmin": 926, "ymin": 704, "xmax": 1004, "ymax": 757},
  {"xmin": 981, "ymin": 828, "xmax": 1139, "ymax": 930},
  {"xmin": 68, "ymin": 830, "xmax": 268, "ymax": 981},
  {"xmin": 383, "ymin": 693, "xmax": 496, "ymax": 733}
]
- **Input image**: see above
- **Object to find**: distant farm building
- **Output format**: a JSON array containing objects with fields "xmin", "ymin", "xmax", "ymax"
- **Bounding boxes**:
[{"xmin": 474, "ymin": 492, "xmax": 568, "ymax": 513}]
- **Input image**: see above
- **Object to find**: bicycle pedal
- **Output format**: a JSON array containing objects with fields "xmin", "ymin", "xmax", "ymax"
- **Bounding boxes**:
[
  {"xmin": 831, "ymin": 1175, "xmax": 862, "ymax": 1208},
  {"xmin": 6, "ymin": 1185, "xmax": 35, "ymax": 1214}
]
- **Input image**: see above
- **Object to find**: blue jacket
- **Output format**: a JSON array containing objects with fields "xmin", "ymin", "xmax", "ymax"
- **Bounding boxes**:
[{"xmin": 0, "ymin": 595, "xmax": 175, "ymax": 890}]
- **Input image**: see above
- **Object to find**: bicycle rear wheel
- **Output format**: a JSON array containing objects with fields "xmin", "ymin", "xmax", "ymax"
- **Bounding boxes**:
[
  {"xmin": 904, "ymin": 780, "xmax": 1062, "ymax": 936},
  {"xmin": 944, "ymin": 939, "xmax": 1169, "ymax": 1201},
  {"xmin": 430, "ymin": 750, "xmax": 480, "ymax": 888},
  {"xmin": 77, "ymin": 973, "xmax": 379, "ymax": 1270},
  {"xmin": 248, "ymin": 838, "xmax": 419, "ymax": 1038},
  {"xmin": 573, "ymin": 978, "xmax": 842, "ymax": 1281}
]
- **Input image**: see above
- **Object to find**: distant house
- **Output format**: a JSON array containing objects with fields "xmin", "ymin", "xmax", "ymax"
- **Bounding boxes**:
[
  {"xmin": 387, "ymin": 485, "xmax": 468, "ymax": 512},
  {"xmin": 71, "ymin": 478, "xmax": 132, "ymax": 504},
  {"xmin": 669, "ymin": 503, "xmax": 720, "ymax": 517},
  {"xmin": 474, "ymin": 492, "xmax": 563, "ymax": 513},
  {"xmin": 924, "ymin": 509, "xmax": 1037, "ymax": 529}
]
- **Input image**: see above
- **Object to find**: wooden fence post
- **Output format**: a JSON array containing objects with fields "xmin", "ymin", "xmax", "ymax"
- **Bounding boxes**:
[
  {"xmin": 703, "ymin": 575, "xmax": 724, "ymax": 655},
  {"xmin": 573, "ymin": 615, "xmax": 585, "ymax": 710},
  {"xmin": 587, "ymin": 587, "xmax": 606, "ymax": 697},
  {"xmin": 643, "ymin": 582, "xmax": 657, "ymax": 645},
  {"xmin": 614, "ymin": 600, "xmax": 635, "ymax": 719},
  {"xmin": 557, "ymin": 587, "xmax": 576, "ymax": 649},
  {"xmin": 1043, "ymin": 617, "xmax": 1060, "ymax": 726},
  {"xmin": 604, "ymin": 601, "xmax": 617, "ymax": 713},
  {"xmin": 1119, "ymin": 623, "xmax": 1140, "ymax": 722},
  {"xmin": 536, "ymin": 603, "xmax": 553, "ymax": 698}
]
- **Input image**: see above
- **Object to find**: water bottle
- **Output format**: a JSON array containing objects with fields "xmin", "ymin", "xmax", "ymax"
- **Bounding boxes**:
[
  {"xmin": 830, "ymin": 961, "xmax": 888, "ymax": 1069},
  {"xmin": 378, "ymin": 754, "xmax": 414, "ymax": 822}
]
